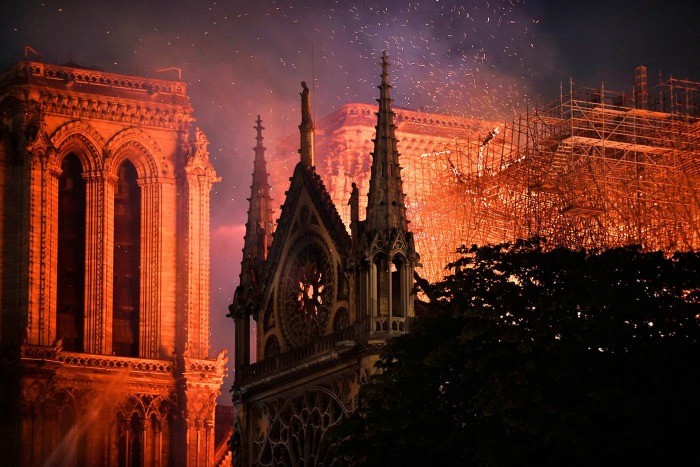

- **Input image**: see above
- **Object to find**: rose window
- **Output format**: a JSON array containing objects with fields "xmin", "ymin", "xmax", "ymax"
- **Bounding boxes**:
[{"xmin": 281, "ymin": 241, "xmax": 333, "ymax": 346}]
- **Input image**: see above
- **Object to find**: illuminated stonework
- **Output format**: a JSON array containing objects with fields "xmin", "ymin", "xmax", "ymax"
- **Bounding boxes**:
[
  {"xmin": 232, "ymin": 55, "xmax": 417, "ymax": 467},
  {"xmin": 232, "ymin": 67, "xmax": 700, "ymax": 466},
  {"xmin": 281, "ymin": 239, "xmax": 333, "ymax": 346},
  {"xmin": 267, "ymin": 103, "xmax": 500, "ymax": 284},
  {"xmin": 0, "ymin": 60, "xmax": 227, "ymax": 466},
  {"xmin": 307, "ymin": 73, "xmax": 700, "ymax": 284},
  {"xmin": 250, "ymin": 381, "xmax": 356, "ymax": 466}
]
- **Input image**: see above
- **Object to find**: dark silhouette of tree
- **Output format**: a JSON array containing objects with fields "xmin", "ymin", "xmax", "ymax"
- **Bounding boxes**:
[{"xmin": 331, "ymin": 238, "xmax": 700, "ymax": 466}]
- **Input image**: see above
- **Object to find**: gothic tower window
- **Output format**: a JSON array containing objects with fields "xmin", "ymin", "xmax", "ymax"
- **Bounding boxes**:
[
  {"xmin": 112, "ymin": 160, "xmax": 141, "ymax": 357},
  {"xmin": 55, "ymin": 393, "xmax": 87, "ymax": 464},
  {"xmin": 57, "ymin": 153, "xmax": 86, "ymax": 352},
  {"xmin": 391, "ymin": 255, "xmax": 404, "ymax": 317},
  {"xmin": 373, "ymin": 254, "xmax": 387, "ymax": 315},
  {"xmin": 117, "ymin": 412, "xmax": 144, "ymax": 467}
]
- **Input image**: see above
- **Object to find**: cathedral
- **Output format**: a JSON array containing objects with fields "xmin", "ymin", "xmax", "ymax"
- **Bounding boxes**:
[
  {"xmin": 230, "ymin": 52, "xmax": 419, "ymax": 466},
  {"xmin": 0, "ymin": 59, "xmax": 227, "ymax": 465}
]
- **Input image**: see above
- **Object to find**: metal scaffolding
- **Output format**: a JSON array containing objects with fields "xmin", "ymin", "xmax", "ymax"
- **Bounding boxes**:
[
  {"xmin": 402, "ymin": 71, "xmax": 700, "ymax": 283},
  {"xmin": 302, "ymin": 71, "xmax": 700, "ymax": 283}
]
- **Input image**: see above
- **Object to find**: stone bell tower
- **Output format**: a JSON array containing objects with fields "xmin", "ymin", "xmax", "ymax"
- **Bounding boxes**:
[{"xmin": 0, "ymin": 58, "xmax": 226, "ymax": 466}]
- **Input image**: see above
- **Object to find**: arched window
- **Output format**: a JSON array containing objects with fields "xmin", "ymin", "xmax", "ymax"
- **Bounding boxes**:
[
  {"xmin": 57, "ymin": 153, "xmax": 86, "ymax": 352},
  {"xmin": 391, "ymin": 255, "xmax": 405, "ymax": 317},
  {"xmin": 117, "ymin": 412, "xmax": 144, "ymax": 467},
  {"xmin": 373, "ymin": 254, "xmax": 385, "ymax": 318},
  {"xmin": 373, "ymin": 253, "xmax": 390, "ymax": 332},
  {"xmin": 112, "ymin": 160, "xmax": 140, "ymax": 357}
]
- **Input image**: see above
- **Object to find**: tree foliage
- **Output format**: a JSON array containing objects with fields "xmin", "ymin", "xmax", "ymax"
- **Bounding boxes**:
[{"xmin": 331, "ymin": 238, "xmax": 700, "ymax": 466}]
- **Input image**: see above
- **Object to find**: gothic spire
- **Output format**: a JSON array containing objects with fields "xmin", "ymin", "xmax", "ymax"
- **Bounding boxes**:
[
  {"xmin": 232, "ymin": 115, "xmax": 274, "ymax": 316},
  {"xmin": 299, "ymin": 81, "xmax": 315, "ymax": 167},
  {"xmin": 365, "ymin": 51, "xmax": 408, "ymax": 232}
]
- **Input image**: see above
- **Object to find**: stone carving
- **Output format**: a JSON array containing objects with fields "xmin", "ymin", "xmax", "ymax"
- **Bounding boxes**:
[
  {"xmin": 264, "ymin": 335, "xmax": 281, "ymax": 359},
  {"xmin": 280, "ymin": 239, "xmax": 334, "ymax": 346},
  {"xmin": 2, "ymin": 59, "xmax": 224, "ymax": 466},
  {"xmin": 251, "ymin": 387, "xmax": 349, "ymax": 466},
  {"xmin": 333, "ymin": 307, "xmax": 350, "ymax": 333}
]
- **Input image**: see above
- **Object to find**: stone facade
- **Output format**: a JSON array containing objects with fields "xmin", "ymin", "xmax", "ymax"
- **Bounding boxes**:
[
  {"xmin": 230, "ymin": 52, "xmax": 418, "ymax": 466},
  {"xmin": 267, "ymin": 101, "xmax": 500, "ymax": 284},
  {"xmin": 0, "ymin": 60, "xmax": 226, "ymax": 466}
]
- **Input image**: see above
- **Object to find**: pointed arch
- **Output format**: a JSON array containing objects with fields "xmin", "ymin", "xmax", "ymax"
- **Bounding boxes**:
[
  {"xmin": 105, "ymin": 128, "xmax": 170, "ymax": 360},
  {"xmin": 263, "ymin": 334, "xmax": 281, "ymax": 359},
  {"xmin": 50, "ymin": 120, "xmax": 105, "ymax": 172},
  {"xmin": 367, "ymin": 232, "xmax": 385, "ymax": 261},
  {"xmin": 105, "ymin": 128, "xmax": 166, "ymax": 180},
  {"xmin": 114, "ymin": 393, "xmax": 149, "ymax": 466}
]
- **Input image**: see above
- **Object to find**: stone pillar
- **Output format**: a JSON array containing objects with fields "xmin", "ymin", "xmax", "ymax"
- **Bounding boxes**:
[
  {"xmin": 401, "ymin": 262, "xmax": 408, "ymax": 319},
  {"xmin": 142, "ymin": 416, "xmax": 154, "ymax": 467},
  {"xmin": 177, "ymin": 352, "xmax": 226, "ymax": 467},
  {"xmin": 26, "ymin": 151, "xmax": 60, "ymax": 346},
  {"xmin": 139, "ymin": 178, "xmax": 161, "ymax": 359},
  {"xmin": 404, "ymin": 262, "xmax": 414, "ymax": 320},
  {"xmin": 234, "ymin": 314, "xmax": 250, "ymax": 369},
  {"xmin": 84, "ymin": 172, "xmax": 115, "ymax": 355},
  {"xmin": 369, "ymin": 261, "xmax": 377, "ymax": 321},
  {"xmin": 181, "ymin": 171, "xmax": 216, "ymax": 358}
]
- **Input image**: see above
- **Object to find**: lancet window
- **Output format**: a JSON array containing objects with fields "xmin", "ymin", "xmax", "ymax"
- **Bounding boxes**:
[
  {"xmin": 112, "ymin": 160, "xmax": 141, "ymax": 357},
  {"xmin": 56, "ymin": 153, "xmax": 86, "ymax": 352}
]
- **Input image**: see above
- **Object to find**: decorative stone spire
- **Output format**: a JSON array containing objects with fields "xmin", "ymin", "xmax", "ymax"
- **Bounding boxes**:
[
  {"xmin": 230, "ymin": 116, "xmax": 274, "ymax": 368},
  {"xmin": 365, "ymin": 51, "xmax": 408, "ymax": 232},
  {"xmin": 355, "ymin": 51, "xmax": 418, "ymax": 337},
  {"xmin": 231, "ymin": 115, "xmax": 274, "ymax": 318},
  {"xmin": 299, "ymin": 81, "xmax": 315, "ymax": 167}
]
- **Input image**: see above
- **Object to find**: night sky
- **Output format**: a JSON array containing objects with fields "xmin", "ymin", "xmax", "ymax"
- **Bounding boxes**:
[{"xmin": 2, "ymin": 0, "xmax": 699, "ymax": 403}]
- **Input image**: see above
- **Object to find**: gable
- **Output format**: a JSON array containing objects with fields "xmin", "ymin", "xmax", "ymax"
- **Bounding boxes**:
[
  {"xmin": 259, "ymin": 163, "xmax": 353, "ymax": 353},
  {"xmin": 267, "ymin": 162, "xmax": 351, "ymax": 267}
]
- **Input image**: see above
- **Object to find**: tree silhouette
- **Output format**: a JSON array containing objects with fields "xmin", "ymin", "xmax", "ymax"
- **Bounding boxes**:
[{"xmin": 331, "ymin": 238, "xmax": 700, "ymax": 466}]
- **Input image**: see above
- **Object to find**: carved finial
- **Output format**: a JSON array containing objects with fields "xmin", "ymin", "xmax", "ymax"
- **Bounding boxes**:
[
  {"xmin": 195, "ymin": 127, "xmax": 208, "ymax": 153},
  {"xmin": 216, "ymin": 349, "xmax": 229, "ymax": 375}
]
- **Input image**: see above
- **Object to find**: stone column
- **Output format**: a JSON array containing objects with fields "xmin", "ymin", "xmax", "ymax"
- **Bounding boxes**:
[
  {"xmin": 26, "ymin": 151, "xmax": 60, "ymax": 346},
  {"xmin": 369, "ymin": 261, "xmax": 378, "ymax": 322},
  {"xmin": 84, "ymin": 171, "xmax": 115, "ymax": 355},
  {"xmin": 181, "ymin": 172, "xmax": 215, "ymax": 358},
  {"xmin": 234, "ymin": 313, "xmax": 250, "ymax": 369},
  {"xmin": 139, "ymin": 178, "xmax": 161, "ymax": 359}
]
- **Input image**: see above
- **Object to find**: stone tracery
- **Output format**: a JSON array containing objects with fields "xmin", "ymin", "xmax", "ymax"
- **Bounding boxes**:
[
  {"xmin": 251, "ymin": 386, "xmax": 351, "ymax": 467},
  {"xmin": 232, "ymin": 55, "xmax": 416, "ymax": 467},
  {"xmin": 280, "ymin": 239, "xmax": 334, "ymax": 347}
]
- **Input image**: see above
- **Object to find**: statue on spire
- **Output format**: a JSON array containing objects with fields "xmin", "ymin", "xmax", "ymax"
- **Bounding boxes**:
[
  {"xmin": 299, "ymin": 81, "xmax": 315, "ymax": 167},
  {"xmin": 301, "ymin": 81, "xmax": 312, "ymax": 126}
]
